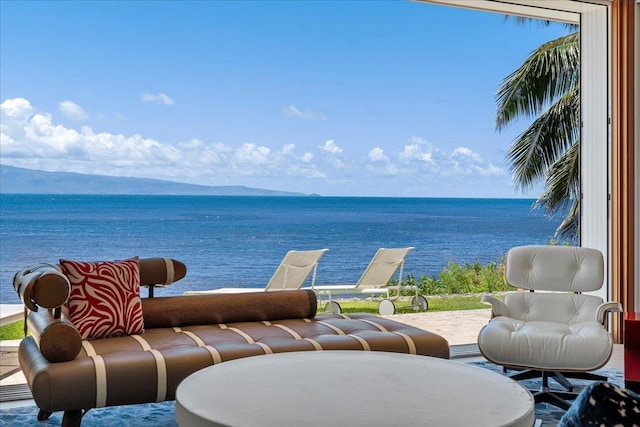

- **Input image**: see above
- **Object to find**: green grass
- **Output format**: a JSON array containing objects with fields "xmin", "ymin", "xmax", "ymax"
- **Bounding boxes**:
[{"xmin": 0, "ymin": 320, "xmax": 25, "ymax": 341}]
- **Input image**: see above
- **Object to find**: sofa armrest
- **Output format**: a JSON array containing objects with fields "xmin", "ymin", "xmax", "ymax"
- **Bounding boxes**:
[
  {"xmin": 13, "ymin": 264, "xmax": 70, "ymax": 312},
  {"xmin": 481, "ymin": 294, "xmax": 509, "ymax": 317},
  {"xmin": 27, "ymin": 307, "xmax": 82, "ymax": 362}
]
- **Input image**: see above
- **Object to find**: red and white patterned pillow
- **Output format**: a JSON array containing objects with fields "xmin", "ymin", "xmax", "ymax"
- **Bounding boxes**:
[{"xmin": 60, "ymin": 257, "xmax": 144, "ymax": 340}]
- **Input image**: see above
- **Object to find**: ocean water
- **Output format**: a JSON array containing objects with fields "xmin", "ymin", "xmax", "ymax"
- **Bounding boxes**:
[{"xmin": 0, "ymin": 194, "xmax": 563, "ymax": 304}]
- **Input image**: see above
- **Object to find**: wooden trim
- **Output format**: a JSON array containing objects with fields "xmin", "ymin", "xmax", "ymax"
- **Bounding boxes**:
[{"xmin": 610, "ymin": 0, "xmax": 637, "ymax": 343}]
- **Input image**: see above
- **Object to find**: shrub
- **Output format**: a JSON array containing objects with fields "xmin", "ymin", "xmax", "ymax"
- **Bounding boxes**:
[{"xmin": 394, "ymin": 260, "xmax": 509, "ymax": 296}]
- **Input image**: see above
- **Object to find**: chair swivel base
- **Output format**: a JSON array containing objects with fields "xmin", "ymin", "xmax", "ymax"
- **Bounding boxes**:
[
  {"xmin": 531, "ymin": 388, "xmax": 577, "ymax": 410},
  {"xmin": 510, "ymin": 369, "xmax": 576, "ymax": 392},
  {"xmin": 518, "ymin": 371, "xmax": 579, "ymax": 410}
]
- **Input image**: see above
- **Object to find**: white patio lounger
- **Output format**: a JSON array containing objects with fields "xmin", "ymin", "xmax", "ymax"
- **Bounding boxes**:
[
  {"xmin": 308, "ymin": 247, "xmax": 426, "ymax": 315},
  {"xmin": 184, "ymin": 249, "xmax": 328, "ymax": 295}
]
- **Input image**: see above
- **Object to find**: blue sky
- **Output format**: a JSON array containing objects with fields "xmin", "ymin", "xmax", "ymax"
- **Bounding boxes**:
[{"xmin": 0, "ymin": 1, "xmax": 569, "ymax": 197}]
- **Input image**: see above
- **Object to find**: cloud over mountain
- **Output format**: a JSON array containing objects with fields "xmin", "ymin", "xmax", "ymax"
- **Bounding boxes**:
[{"xmin": 1, "ymin": 97, "xmax": 506, "ymax": 197}]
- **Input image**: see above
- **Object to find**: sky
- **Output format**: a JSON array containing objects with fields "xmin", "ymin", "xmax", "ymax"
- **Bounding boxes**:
[{"xmin": 0, "ymin": 0, "xmax": 570, "ymax": 198}]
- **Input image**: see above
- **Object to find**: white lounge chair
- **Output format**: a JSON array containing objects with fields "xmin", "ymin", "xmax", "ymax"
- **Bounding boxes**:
[
  {"xmin": 184, "ymin": 249, "xmax": 328, "ymax": 295},
  {"xmin": 309, "ymin": 247, "xmax": 426, "ymax": 315}
]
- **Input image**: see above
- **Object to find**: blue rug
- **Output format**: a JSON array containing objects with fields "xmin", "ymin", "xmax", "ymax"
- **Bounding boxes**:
[
  {"xmin": 0, "ymin": 401, "xmax": 177, "ymax": 426},
  {"xmin": 471, "ymin": 362, "xmax": 625, "ymax": 427},
  {"xmin": 0, "ymin": 362, "xmax": 624, "ymax": 426}
]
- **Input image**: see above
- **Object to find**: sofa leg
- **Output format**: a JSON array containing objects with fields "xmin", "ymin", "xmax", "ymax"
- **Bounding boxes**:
[
  {"xmin": 61, "ymin": 410, "xmax": 84, "ymax": 427},
  {"xmin": 37, "ymin": 409, "xmax": 52, "ymax": 420}
]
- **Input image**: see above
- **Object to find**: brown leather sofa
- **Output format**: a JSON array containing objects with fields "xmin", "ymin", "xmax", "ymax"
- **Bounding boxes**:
[{"xmin": 14, "ymin": 258, "xmax": 450, "ymax": 427}]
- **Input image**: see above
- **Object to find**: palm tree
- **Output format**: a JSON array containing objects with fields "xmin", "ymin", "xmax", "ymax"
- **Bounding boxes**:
[{"xmin": 495, "ymin": 24, "xmax": 580, "ymax": 241}]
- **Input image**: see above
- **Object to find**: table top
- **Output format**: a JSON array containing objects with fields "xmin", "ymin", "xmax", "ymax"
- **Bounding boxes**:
[
  {"xmin": 626, "ymin": 312, "xmax": 640, "ymax": 321},
  {"xmin": 176, "ymin": 351, "xmax": 535, "ymax": 427}
]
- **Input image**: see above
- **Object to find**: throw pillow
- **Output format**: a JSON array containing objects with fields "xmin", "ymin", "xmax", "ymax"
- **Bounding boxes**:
[{"xmin": 60, "ymin": 257, "xmax": 144, "ymax": 339}]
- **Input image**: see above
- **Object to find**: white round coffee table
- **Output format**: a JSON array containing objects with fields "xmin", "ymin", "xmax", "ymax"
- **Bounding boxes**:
[{"xmin": 176, "ymin": 351, "xmax": 535, "ymax": 427}]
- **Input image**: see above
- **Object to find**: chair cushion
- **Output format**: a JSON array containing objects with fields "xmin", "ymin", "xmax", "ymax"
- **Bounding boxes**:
[
  {"xmin": 503, "ymin": 292, "xmax": 603, "ymax": 324},
  {"xmin": 60, "ymin": 257, "xmax": 144, "ymax": 339},
  {"xmin": 505, "ymin": 245, "xmax": 604, "ymax": 292},
  {"xmin": 478, "ymin": 316, "xmax": 613, "ymax": 371}
]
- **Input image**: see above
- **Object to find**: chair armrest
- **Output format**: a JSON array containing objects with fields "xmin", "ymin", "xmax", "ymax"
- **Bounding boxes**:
[
  {"xmin": 596, "ymin": 301, "xmax": 623, "ymax": 324},
  {"xmin": 481, "ymin": 294, "xmax": 509, "ymax": 317}
]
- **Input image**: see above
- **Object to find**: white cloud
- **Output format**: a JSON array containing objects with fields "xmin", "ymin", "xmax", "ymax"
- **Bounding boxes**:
[
  {"xmin": 364, "ymin": 138, "xmax": 505, "ymax": 183},
  {"xmin": 451, "ymin": 146, "xmax": 481, "ymax": 162},
  {"xmin": 0, "ymin": 97, "xmax": 512, "ymax": 197},
  {"xmin": 59, "ymin": 100, "xmax": 89, "ymax": 121},
  {"xmin": 399, "ymin": 143, "xmax": 435, "ymax": 164},
  {"xmin": 1, "ymin": 98, "xmax": 180, "ymax": 170},
  {"xmin": 368, "ymin": 147, "xmax": 388, "ymax": 162},
  {"xmin": 234, "ymin": 143, "xmax": 271, "ymax": 167},
  {"xmin": 1, "ymin": 98, "xmax": 34, "ymax": 143},
  {"xmin": 444, "ymin": 146, "xmax": 504, "ymax": 176},
  {"xmin": 478, "ymin": 164, "xmax": 504, "ymax": 176},
  {"xmin": 397, "ymin": 137, "xmax": 440, "ymax": 165},
  {"xmin": 281, "ymin": 105, "xmax": 326, "ymax": 121},
  {"xmin": 320, "ymin": 140, "xmax": 342, "ymax": 155},
  {"xmin": 142, "ymin": 93, "xmax": 175, "ymax": 106},
  {"xmin": 0, "ymin": 98, "xmax": 32, "ymax": 119},
  {"xmin": 2, "ymin": 99, "xmax": 330, "ymax": 184},
  {"xmin": 281, "ymin": 144, "xmax": 294, "ymax": 155}
]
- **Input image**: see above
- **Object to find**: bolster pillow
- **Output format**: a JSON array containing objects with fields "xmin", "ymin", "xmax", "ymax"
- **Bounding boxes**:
[
  {"xmin": 139, "ymin": 258, "xmax": 187, "ymax": 287},
  {"xmin": 142, "ymin": 289, "xmax": 318, "ymax": 328},
  {"xmin": 13, "ymin": 264, "xmax": 70, "ymax": 312},
  {"xmin": 27, "ymin": 307, "xmax": 82, "ymax": 363}
]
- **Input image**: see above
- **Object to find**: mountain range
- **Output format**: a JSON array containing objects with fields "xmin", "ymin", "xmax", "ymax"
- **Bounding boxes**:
[{"xmin": 0, "ymin": 165, "xmax": 308, "ymax": 196}]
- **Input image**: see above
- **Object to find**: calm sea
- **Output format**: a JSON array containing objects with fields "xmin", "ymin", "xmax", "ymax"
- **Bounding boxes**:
[{"xmin": 0, "ymin": 194, "xmax": 563, "ymax": 304}]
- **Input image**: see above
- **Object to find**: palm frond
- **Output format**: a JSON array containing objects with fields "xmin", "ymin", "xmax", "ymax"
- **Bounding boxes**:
[
  {"xmin": 535, "ymin": 143, "xmax": 580, "ymax": 209},
  {"xmin": 553, "ymin": 199, "xmax": 580, "ymax": 241},
  {"xmin": 534, "ymin": 143, "xmax": 580, "ymax": 240},
  {"xmin": 506, "ymin": 88, "xmax": 579, "ymax": 190},
  {"xmin": 503, "ymin": 15, "xmax": 578, "ymax": 32},
  {"xmin": 496, "ymin": 32, "xmax": 579, "ymax": 130}
]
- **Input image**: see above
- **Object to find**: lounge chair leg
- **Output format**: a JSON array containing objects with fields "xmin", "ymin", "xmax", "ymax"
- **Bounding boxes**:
[
  {"xmin": 562, "ymin": 371, "xmax": 608, "ymax": 382},
  {"xmin": 510, "ymin": 369, "xmax": 543, "ymax": 381},
  {"xmin": 411, "ymin": 295, "xmax": 428, "ymax": 311},
  {"xmin": 550, "ymin": 372, "xmax": 574, "ymax": 391},
  {"xmin": 524, "ymin": 371, "xmax": 578, "ymax": 410},
  {"xmin": 532, "ymin": 391, "xmax": 573, "ymax": 410},
  {"xmin": 378, "ymin": 299, "xmax": 395, "ymax": 315},
  {"xmin": 325, "ymin": 301, "xmax": 341, "ymax": 314}
]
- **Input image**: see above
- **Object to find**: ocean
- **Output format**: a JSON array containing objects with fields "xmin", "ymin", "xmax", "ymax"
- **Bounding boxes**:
[{"xmin": 0, "ymin": 194, "xmax": 563, "ymax": 304}]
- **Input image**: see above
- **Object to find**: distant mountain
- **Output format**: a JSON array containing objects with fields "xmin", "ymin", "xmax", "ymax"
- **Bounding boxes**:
[{"xmin": 0, "ymin": 165, "xmax": 308, "ymax": 196}]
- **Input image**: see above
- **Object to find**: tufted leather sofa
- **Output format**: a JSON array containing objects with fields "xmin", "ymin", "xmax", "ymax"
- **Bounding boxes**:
[{"xmin": 14, "ymin": 258, "xmax": 449, "ymax": 427}]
